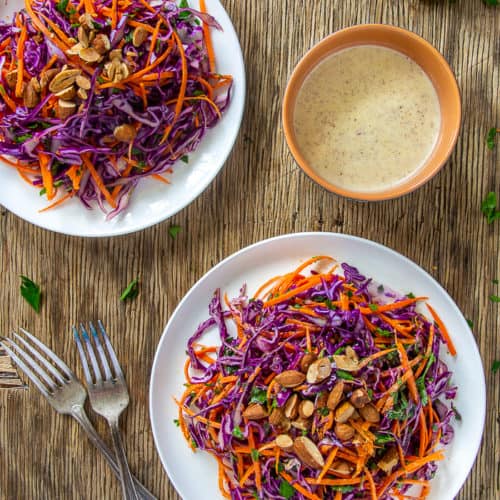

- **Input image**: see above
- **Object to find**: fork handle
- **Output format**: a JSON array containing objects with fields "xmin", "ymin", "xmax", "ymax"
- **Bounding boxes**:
[
  {"xmin": 71, "ymin": 406, "xmax": 155, "ymax": 500},
  {"xmin": 109, "ymin": 416, "xmax": 140, "ymax": 500}
]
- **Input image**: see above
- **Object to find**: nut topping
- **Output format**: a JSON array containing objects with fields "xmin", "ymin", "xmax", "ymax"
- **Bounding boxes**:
[
  {"xmin": 334, "ymin": 401, "xmax": 355, "ymax": 423},
  {"xmin": 350, "ymin": 388, "xmax": 370, "ymax": 409},
  {"xmin": 40, "ymin": 69, "xmax": 59, "ymax": 91},
  {"xmin": 334, "ymin": 423, "xmax": 355, "ymax": 441},
  {"xmin": 377, "ymin": 447, "xmax": 399, "ymax": 474},
  {"xmin": 327, "ymin": 381, "xmax": 345, "ymax": 411},
  {"xmin": 79, "ymin": 13, "xmax": 94, "ymax": 30},
  {"xmin": 298, "ymin": 400, "xmax": 314, "ymax": 419},
  {"xmin": 293, "ymin": 436, "xmax": 325, "ymax": 469},
  {"xmin": 79, "ymin": 47, "xmax": 102, "ymax": 63},
  {"xmin": 24, "ymin": 79, "xmax": 40, "ymax": 108},
  {"xmin": 77, "ymin": 25, "xmax": 89, "ymax": 48},
  {"xmin": 299, "ymin": 353, "xmax": 317, "ymax": 373},
  {"xmin": 113, "ymin": 124, "xmax": 137, "ymax": 143},
  {"xmin": 331, "ymin": 460, "xmax": 353, "ymax": 476},
  {"xmin": 76, "ymin": 75, "xmax": 91, "ymax": 90},
  {"xmin": 269, "ymin": 408, "xmax": 286, "ymax": 428},
  {"xmin": 109, "ymin": 49, "xmax": 122, "ymax": 61},
  {"xmin": 242, "ymin": 404, "xmax": 268, "ymax": 420},
  {"xmin": 274, "ymin": 370, "xmax": 306, "ymax": 388},
  {"xmin": 315, "ymin": 391, "xmax": 328, "ymax": 410},
  {"xmin": 113, "ymin": 62, "xmax": 130, "ymax": 82},
  {"xmin": 359, "ymin": 403, "xmax": 380, "ymax": 423},
  {"xmin": 275, "ymin": 434, "xmax": 294, "ymax": 451},
  {"xmin": 91, "ymin": 34, "xmax": 111, "ymax": 55},
  {"xmin": 77, "ymin": 87, "xmax": 88, "ymax": 100},
  {"xmin": 132, "ymin": 26, "xmax": 149, "ymax": 47},
  {"xmin": 5, "ymin": 70, "xmax": 18, "ymax": 89},
  {"xmin": 291, "ymin": 417, "xmax": 311, "ymax": 432},
  {"xmin": 57, "ymin": 99, "xmax": 77, "ymax": 120},
  {"xmin": 306, "ymin": 357, "xmax": 332, "ymax": 384},
  {"xmin": 284, "ymin": 394, "xmax": 299, "ymax": 420},
  {"xmin": 49, "ymin": 69, "xmax": 82, "ymax": 94},
  {"xmin": 55, "ymin": 86, "xmax": 77, "ymax": 100},
  {"xmin": 333, "ymin": 346, "xmax": 360, "ymax": 372},
  {"xmin": 66, "ymin": 42, "xmax": 83, "ymax": 56},
  {"xmin": 30, "ymin": 77, "xmax": 41, "ymax": 94}
]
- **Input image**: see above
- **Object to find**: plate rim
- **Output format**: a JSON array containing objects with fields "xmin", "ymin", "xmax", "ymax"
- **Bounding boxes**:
[
  {"xmin": 0, "ymin": 0, "xmax": 246, "ymax": 237},
  {"xmin": 149, "ymin": 231, "xmax": 486, "ymax": 500}
]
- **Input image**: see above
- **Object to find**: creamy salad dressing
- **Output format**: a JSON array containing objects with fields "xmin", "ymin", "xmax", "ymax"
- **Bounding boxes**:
[{"xmin": 293, "ymin": 45, "xmax": 441, "ymax": 192}]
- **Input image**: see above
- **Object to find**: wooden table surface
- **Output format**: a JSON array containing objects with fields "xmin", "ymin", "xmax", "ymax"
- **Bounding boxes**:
[{"xmin": 1, "ymin": 1, "xmax": 499, "ymax": 499}]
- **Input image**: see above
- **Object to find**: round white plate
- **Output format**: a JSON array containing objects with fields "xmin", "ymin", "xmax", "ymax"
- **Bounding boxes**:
[
  {"xmin": 0, "ymin": 0, "xmax": 245, "ymax": 237},
  {"xmin": 150, "ymin": 232, "xmax": 485, "ymax": 500}
]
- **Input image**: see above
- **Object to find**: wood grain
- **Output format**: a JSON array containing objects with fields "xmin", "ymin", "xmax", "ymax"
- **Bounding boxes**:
[{"xmin": 1, "ymin": 0, "xmax": 499, "ymax": 499}]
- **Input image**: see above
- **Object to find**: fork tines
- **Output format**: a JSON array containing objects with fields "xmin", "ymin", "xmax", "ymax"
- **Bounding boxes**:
[
  {"xmin": 73, "ymin": 321, "xmax": 124, "ymax": 386},
  {"xmin": 0, "ymin": 328, "xmax": 73, "ymax": 396}
]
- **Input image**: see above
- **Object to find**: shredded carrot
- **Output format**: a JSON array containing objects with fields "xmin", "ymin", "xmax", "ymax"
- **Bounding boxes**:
[
  {"xmin": 84, "ymin": 0, "xmax": 96, "ymax": 15},
  {"xmin": 397, "ymin": 342, "xmax": 419, "ymax": 404},
  {"xmin": 199, "ymin": 0, "xmax": 215, "ymax": 73},
  {"xmin": 360, "ymin": 296, "xmax": 426, "ymax": 315},
  {"xmin": 40, "ymin": 54, "xmax": 58, "ymax": 74},
  {"xmin": 281, "ymin": 472, "xmax": 322, "ymax": 500},
  {"xmin": 39, "ymin": 191, "xmax": 73, "ymax": 212},
  {"xmin": 426, "ymin": 304, "xmax": 456, "ymax": 356},
  {"xmin": 364, "ymin": 467, "xmax": 377, "ymax": 500},
  {"xmin": 38, "ymin": 152, "xmax": 55, "ymax": 200},
  {"xmin": 318, "ymin": 447, "xmax": 338, "ymax": 481},
  {"xmin": 0, "ymin": 84, "xmax": 16, "ymax": 112},
  {"xmin": 65, "ymin": 165, "xmax": 82, "ymax": 191},
  {"xmin": 15, "ymin": 23, "xmax": 27, "ymax": 98},
  {"xmin": 111, "ymin": 0, "xmax": 118, "ymax": 29},
  {"xmin": 39, "ymin": 13, "xmax": 73, "ymax": 46},
  {"xmin": 146, "ymin": 19, "xmax": 162, "ymax": 67},
  {"xmin": 81, "ymin": 154, "xmax": 117, "ymax": 208}
]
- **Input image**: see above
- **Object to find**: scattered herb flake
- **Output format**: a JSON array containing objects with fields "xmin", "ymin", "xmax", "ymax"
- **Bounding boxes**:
[
  {"xmin": 377, "ymin": 285, "xmax": 384, "ymax": 293},
  {"xmin": 180, "ymin": 155, "xmax": 189, "ymax": 164},
  {"xmin": 173, "ymin": 419, "xmax": 180, "ymax": 427},
  {"xmin": 318, "ymin": 407, "xmax": 330, "ymax": 417},
  {"xmin": 375, "ymin": 327, "xmax": 392, "ymax": 337},
  {"xmin": 490, "ymin": 295, "xmax": 500, "ymax": 303},
  {"xmin": 336, "ymin": 370, "xmax": 355, "ymax": 381},
  {"xmin": 279, "ymin": 479, "xmax": 295, "ymax": 499},
  {"xmin": 169, "ymin": 225, "xmax": 181, "ymax": 239},
  {"xmin": 374, "ymin": 433, "xmax": 395, "ymax": 445},
  {"xmin": 494, "ymin": 279, "xmax": 499, "ymax": 285},
  {"xmin": 249, "ymin": 387, "xmax": 267, "ymax": 404},
  {"xmin": 251, "ymin": 449, "xmax": 259, "ymax": 461},
  {"xmin": 406, "ymin": 292, "xmax": 416, "ymax": 299},
  {"xmin": 56, "ymin": 0, "xmax": 70, "ymax": 16},
  {"xmin": 368, "ymin": 304, "xmax": 379, "ymax": 312},
  {"xmin": 492, "ymin": 360, "xmax": 500, "ymax": 374},
  {"xmin": 486, "ymin": 127, "xmax": 498, "ymax": 149},
  {"xmin": 232, "ymin": 427, "xmax": 244, "ymax": 439},
  {"xmin": 466, "ymin": 319, "xmax": 473, "ymax": 328},
  {"xmin": 120, "ymin": 278, "xmax": 139, "ymax": 301},
  {"xmin": 20, "ymin": 275, "xmax": 41, "ymax": 313},
  {"xmin": 481, "ymin": 192, "xmax": 500, "ymax": 223},
  {"xmin": 484, "ymin": 0, "xmax": 500, "ymax": 5}
]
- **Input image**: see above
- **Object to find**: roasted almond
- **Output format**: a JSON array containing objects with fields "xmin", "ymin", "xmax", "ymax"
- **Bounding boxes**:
[
  {"xmin": 77, "ymin": 87, "xmax": 88, "ymax": 100},
  {"xmin": 5, "ymin": 69, "xmax": 18, "ymax": 89},
  {"xmin": 30, "ymin": 77, "xmax": 41, "ymax": 93},
  {"xmin": 57, "ymin": 99, "xmax": 76, "ymax": 120},
  {"xmin": 113, "ymin": 124, "xmax": 137, "ymax": 142},
  {"xmin": 91, "ymin": 34, "xmax": 111, "ymax": 55},
  {"xmin": 49, "ymin": 69, "xmax": 81, "ymax": 93},
  {"xmin": 40, "ymin": 69, "xmax": 59, "ymax": 91},
  {"xmin": 242, "ymin": 404, "xmax": 268, "ymax": 420},
  {"xmin": 284, "ymin": 394, "xmax": 299, "ymax": 420},
  {"xmin": 55, "ymin": 85, "xmax": 77, "ymax": 100},
  {"xmin": 79, "ymin": 13, "xmax": 94, "ymax": 30},
  {"xmin": 24, "ymin": 80, "xmax": 39, "ymax": 108},
  {"xmin": 77, "ymin": 25, "xmax": 89, "ymax": 48},
  {"xmin": 359, "ymin": 403, "xmax": 380, "ymax": 423},
  {"xmin": 76, "ymin": 75, "xmax": 91, "ymax": 90},
  {"xmin": 331, "ymin": 459, "xmax": 353, "ymax": 476},
  {"xmin": 327, "ymin": 380, "xmax": 345, "ymax": 411},
  {"xmin": 293, "ymin": 436, "xmax": 325, "ymax": 469},
  {"xmin": 334, "ymin": 423, "xmax": 355, "ymax": 441},
  {"xmin": 66, "ymin": 42, "xmax": 83, "ymax": 56},
  {"xmin": 275, "ymin": 434, "xmax": 294, "ymax": 451},
  {"xmin": 113, "ymin": 62, "xmax": 130, "ymax": 82},
  {"xmin": 315, "ymin": 391, "xmax": 328, "ymax": 409},
  {"xmin": 306, "ymin": 357, "xmax": 332, "ymax": 384},
  {"xmin": 298, "ymin": 399, "xmax": 315, "ymax": 419},
  {"xmin": 269, "ymin": 407, "xmax": 286, "ymax": 427},
  {"xmin": 80, "ymin": 47, "xmax": 102, "ymax": 63},
  {"xmin": 350, "ymin": 388, "xmax": 370, "ymax": 409},
  {"xmin": 334, "ymin": 401, "xmax": 355, "ymax": 423},
  {"xmin": 333, "ymin": 354, "xmax": 359, "ymax": 372},
  {"xmin": 377, "ymin": 447, "xmax": 399, "ymax": 474},
  {"xmin": 299, "ymin": 353, "xmax": 317, "ymax": 373},
  {"xmin": 291, "ymin": 417, "xmax": 311, "ymax": 432},
  {"xmin": 109, "ymin": 49, "xmax": 122, "ymax": 61},
  {"xmin": 132, "ymin": 26, "xmax": 149, "ymax": 47},
  {"xmin": 274, "ymin": 370, "xmax": 306, "ymax": 388}
]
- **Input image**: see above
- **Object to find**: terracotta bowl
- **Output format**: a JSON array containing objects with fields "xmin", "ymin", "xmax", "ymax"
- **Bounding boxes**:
[{"xmin": 282, "ymin": 24, "xmax": 461, "ymax": 201}]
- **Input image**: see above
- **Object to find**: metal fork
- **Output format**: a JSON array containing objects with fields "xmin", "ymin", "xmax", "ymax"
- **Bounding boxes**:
[
  {"xmin": 0, "ymin": 329, "xmax": 155, "ymax": 500},
  {"xmin": 73, "ymin": 322, "xmax": 139, "ymax": 500}
]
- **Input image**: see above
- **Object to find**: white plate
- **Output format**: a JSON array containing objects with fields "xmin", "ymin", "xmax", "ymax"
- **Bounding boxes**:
[
  {"xmin": 150, "ymin": 232, "xmax": 485, "ymax": 500},
  {"xmin": 0, "ymin": 0, "xmax": 245, "ymax": 237}
]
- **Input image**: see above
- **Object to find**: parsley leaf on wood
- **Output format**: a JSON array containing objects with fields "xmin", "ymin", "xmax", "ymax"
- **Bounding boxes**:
[
  {"xmin": 120, "ymin": 278, "xmax": 139, "ymax": 301},
  {"xmin": 481, "ymin": 192, "xmax": 500, "ymax": 223},
  {"xmin": 20, "ymin": 276, "xmax": 41, "ymax": 313}
]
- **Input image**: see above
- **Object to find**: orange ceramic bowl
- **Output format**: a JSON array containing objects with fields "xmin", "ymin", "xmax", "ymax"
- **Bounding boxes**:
[{"xmin": 282, "ymin": 24, "xmax": 461, "ymax": 201}]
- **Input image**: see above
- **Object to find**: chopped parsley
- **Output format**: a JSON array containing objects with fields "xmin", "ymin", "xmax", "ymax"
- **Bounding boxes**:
[
  {"xmin": 317, "ymin": 407, "xmax": 330, "ymax": 417},
  {"xmin": 180, "ymin": 155, "xmax": 189, "ymax": 163},
  {"xmin": 232, "ymin": 427, "xmax": 244, "ymax": 439},
  {"xmin": 466, "ymin": 319, "xmax": 473, "ymax": 328},
  {"xmin": 406, "ymin": 292, "xmax": 416, "ymax": 299},
  {"xmin": 279, "ymin": 479, "xmax": 295, "ymax": 499},
  {"xmin": 168, "ymin": 224, "xmax": 182, "ymax": 239},
  {"xmin": 486, "ymin": 127, "xmax": 498, "ymax": 149},
  {"xmin": 250, "ymin": 449, "xmax": 260, "ymax": 461},
  {"xmin": 492, "ymin": 360, "xmax": 500, "ymax": 374},
  {"xmin": 374, "ymin": 433, "xmax": 395, "ymax": 445},
  {"xmin": 490, "ymin": 295, "xmax": 500, "ymax": 303},
  {"xmin": 368, "ymin": 304, "xmax": 379, "ymax": 312},
  {"xmin": 120, "ymin": 278, "xmax": 139, "ymax": 301},
  {"xmin": 481, "ymin": 192, "xmax": 500, "ymax": 223},
  {"xmin": 249, "ymin": 387, "xmax": 267, "ymax": 404},
  {"xmin": 375, "ymin": 327, "xmax": 393, "ymax": 337},
  {"xmin": 20, "ymin": 275, "xmax": 41, "ymax": 313},
  {"xmin": 173, "ymin": 419, "xmax": 180, "ymax": 427},
  {"xmin": 56, "ymin": 0, "xmax": 70, "ymax": 16},
  {"xmin": 336, "ymin": 370, "xmax": 355, "ymax": 381}
]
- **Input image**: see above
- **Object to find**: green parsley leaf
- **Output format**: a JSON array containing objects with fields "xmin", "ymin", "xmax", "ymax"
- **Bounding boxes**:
[
  {"xmin": 178, "ymin": 10, "xmax": 191, "ymax": 20},
  {"xmin": 56, "ymin": 0, "xmax": 70, "ymax": 16},
  {"xmin": 406, "ymin": 292, "xmax": 416, "ymax": 299},
  {"xmin": 490, "ymin": 295, "xmax": 500, "ymax": 303},
  {"xmin": 173, "ymin": 419, "xmax": 180, "ymax": 427},
  {"xmin": 193, "ymin": 89, "xmax": 205, "ymax": 97},
  {"xmin": 374, "ymin": 433, "xmax": 395, "ymax": 445},
  {"xmin": 39, "ymin": 187, "xmax": 47, "ymax": 197},
  {"xmin": 492, "ymin": 360, "xmax": 500, "ymax": 374},
  {"xmin": 20, "ymin": 275, "xmax": 41, "ymax": 313},
  {"xmin": 375, "ymin": 327, "xmax": 393, "ymax": 337},
  {"xmin": 317, "ymin": 407, "xmax": 330, "ymax": 417},
  {"xmin": 487, "ymin": 127, "xmax": 498, "ymax": 149},
  {"xmin": 279, "ymin": 479, "xmax": 295, "ymax": 499},
  {"xmin": 416, "ymin": 376, "xmax": 429, "ymax": 405},
  {"xmin": 368, "ymin": 304, "xmax": 379, "ymax": 312},
  {"xmin": 494, "ymin": 279, "xmax": 500, "ymax": 285},
  {"xmin": 180, "ymin": 155, "xmax": 189, "ymax": 164},
  {"xmin": 484, "ymin": 0, "xmax": 500, "ymax": 5},
  {"xmin": 179, "ymin": 0, "xmax": 189, "ymax": 7},
  {"xmin": 249, "ymin": 387, "xmax": 267, "ymax": 404},
  {"xmin": 13, "ymin": 134, "xmax": 33, "ymax": 144},
  {"xmin": 466, "ymin": 319, "xmax": 473, "ymax": 328},
  {"xmin": 331, "ymin": 485, "xmax": 355, "ymax": 493},
  {"xmin": 481, "ymin": 192, "xmax": 500, "ymax": 223},
  {"xmin": 251, "ymin": 449, "xmax": 260, "ymax": 461},
  {"xmin": 169, "ymin": 225, "xmax": 181, "ymax": 239},
  {"xmin": 120, "ymin": 278, "xmax": 139, "ymax": 301},
  {"xmin": 191, "ymin": 439, "xmax": 198, "ymax": 449},
  {"xmin": 232, "ymin": 427, "xmax": 244, "ymax": 439},
  {"xmin": 325, "ymin": 298, "xmax": 336, "ymax": 310},
  {"xmin": 336, "ymin": 370, "xmax": 355, "ymax": 381}
]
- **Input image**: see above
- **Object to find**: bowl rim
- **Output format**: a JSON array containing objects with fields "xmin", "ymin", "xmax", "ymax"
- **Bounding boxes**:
[{"xmin": 282, "ymin": 23, "xmax": 462, "ymax": 202}]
